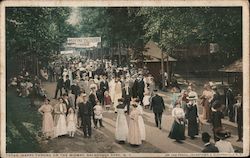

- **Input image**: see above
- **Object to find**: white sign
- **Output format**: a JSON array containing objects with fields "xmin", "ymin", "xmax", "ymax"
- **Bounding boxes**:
[
  {"xmin": 60, "ymin": 50, "xmax": 74, "ymax": 54},
  {"xmin": 67, "ymin": 37, "xmax": 101, "ymax": 48}
]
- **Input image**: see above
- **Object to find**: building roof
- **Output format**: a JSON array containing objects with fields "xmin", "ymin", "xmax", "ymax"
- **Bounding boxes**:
[
  {"xmin": 143, "ymin": 41, "xmax": 177, "ymax": 62},
  {"xmin": 219, "ymin": 59, "xmax": 242, "ymax": 73}
]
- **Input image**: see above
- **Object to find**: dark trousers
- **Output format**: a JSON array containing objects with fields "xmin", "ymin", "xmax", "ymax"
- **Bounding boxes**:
[
  {"xmin": 95, "ymin": 119, "xmax": 104, "ymax": 127},
  {"xmin": 81, "ymin": 116, "xmax": 92, "ymax": 137},
  {"xmin": 138, "ymin": 94, "xmax": 144, "ymax": 104},
  {"xmin": 154, "ymin": 112, "xmax": 163, "ymax": 128},
  {"xmin": 65, "ymin": 88, "xmax": 70, "ymax": 95},
  {"xmin": 124, "ymin": 96, "xmax": 130, "ymax": 114},
  {"xmin": 237, "ymin": 123, "xmax": 243, "ymax": 140},
  {"xmin": 228, "ymin": 105, "xmax": 234, "ymax": 122},
  {"xmin": 54, "ymin": 87, "xmax": 62, "ymax": 98}
]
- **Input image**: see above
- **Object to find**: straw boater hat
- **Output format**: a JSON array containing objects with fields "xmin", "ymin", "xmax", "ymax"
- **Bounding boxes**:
[{"xmin": 187, "ymin": 91, "xmax": 198, "ymax": 100}]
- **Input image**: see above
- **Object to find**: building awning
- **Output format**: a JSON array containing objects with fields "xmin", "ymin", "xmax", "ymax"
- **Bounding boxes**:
[
  {"xmin": 130, "ymin": 56, "xmax": 176, "ymax": 63},
  {"xmin": 218, "ymin": 59, "xmax": 242, "ymax": 73}
]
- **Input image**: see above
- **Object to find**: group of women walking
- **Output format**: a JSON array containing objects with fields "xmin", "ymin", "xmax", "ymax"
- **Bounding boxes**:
[
  {"xmin": 115, "ymin": 98, "xmax": 145, "ymax": 146},
  {"xmin": 38, "ymin": 97, "xmax": 77, "ymax": 139}
]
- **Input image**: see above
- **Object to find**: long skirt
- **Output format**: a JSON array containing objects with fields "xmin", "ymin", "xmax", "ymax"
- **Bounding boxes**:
[
  {"xmin": 202, "ymin": 99, "xmax": 210, "ymax": 120},
  {"xmin": 128, "ymin": 119, "xmax": 142, "ymax": 145},
  {"xmin": 115, "ymin": 114, "xmax": 128, "ymax": 141},
  {"xmin": 187, "ymin": 119, "xmax": 199, "ymax": 137},
  {"xmin": 42, "ymin": 112, "xmax": 54, "ymax": 137},
  {"xmin": 168, "ymin": 121, "xmax": 185, "ymax": 140},
  {"xmin": 138, "ymin": 115, "xmax": 146, "ymax": 140},
  {"xmin": 54, "ymin": 114, "xmax": 67, "ymax": 137}
]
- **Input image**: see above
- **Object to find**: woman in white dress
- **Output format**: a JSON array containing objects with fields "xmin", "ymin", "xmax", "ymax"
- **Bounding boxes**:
[
  {"xmin": 127, "ymin": 104, "xmax": 142, "ymax": 146},
  {"xmin": 136, "ymin": 100, "xmax": 146, "ymax": 141},
  {"xmin": 115, "ymin": 99, "xmax": 129, "ymax": 143},
  {"xmin": 54, "ymin": 97, "xmax": 67, "ymax": 137},
  {"xmin": 38, "ymin": 98, "xmax": 54, "ymax": 139}
]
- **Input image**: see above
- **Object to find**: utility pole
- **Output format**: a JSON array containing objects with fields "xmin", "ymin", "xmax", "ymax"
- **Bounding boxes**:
[
  {"xmin": 119, "ymin": 42, "xmax": 122, "ymax": 66},
  {"xmin": 160, "ymin": 29, "xmax": 165, "ymax": 90}
]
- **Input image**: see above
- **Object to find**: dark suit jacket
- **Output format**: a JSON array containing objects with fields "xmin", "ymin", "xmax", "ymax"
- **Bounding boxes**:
[
  {"xmin": 71, "ymin": 85, "xmax": 80, "ymax": 96},
  {"xmin": 202, "ymin": 143, "xmax": 219, "ymax": 153},
  {"xmin": 132, "ymin": 79, "xmax": 145, "ymax": 97},
  {"xmin": 64, "ymin": 79, "xmax": 71, "ymax": 89},
  {"xmin": 136, "ymin": 79, "xmax": 145, "ymax": 96},
  {"xmin": 122, "ymin": 87, "xmax": 132, "ymax": 101},
  {"xmin": 56, "ymin": 78, "xmax": 64, "ymax": 88},
  {"xmin": 100, "ymin": 80, "xmax": 109, "ymax": 93},
  {"xmin": 78, "ymin": 101, "xmax": 92, "ymax": 117},
  {"xmin": 150, "ymin": 94, "xmax": 165, "ymax": 113}
]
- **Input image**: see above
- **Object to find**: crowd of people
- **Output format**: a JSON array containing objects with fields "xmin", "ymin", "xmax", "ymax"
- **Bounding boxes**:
[
  {"xmin": 9, "ymin": 55, "xmax": 243, "ymax": 153},
  {"xmin": 168, "ymin": 81, "xmax": 242, "ymax": 152},
  {"xmin": 8, "ymin": 68, "xmax": 46, "ymax": 106},
  {"xmin": 37, "ymin": 56, "xmax": 155, "ymax": 146}
]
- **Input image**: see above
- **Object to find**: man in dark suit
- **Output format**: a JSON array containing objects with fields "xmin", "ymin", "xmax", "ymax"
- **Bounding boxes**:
[
  {"xmin": 78, "ymin": 93, "xmax": 92, "ymax": 138},
  {"xmin": 225, "ymin": 87, "xmax": 235, "ymax": 122},
  {"xmin": 71, "ymin": 81, "xmax": 80, "ymax": 108},
  {"xmin": 54, "ymin": 76, "xmax": 64, "ymax": 99},
  {"xmin": 122, "ymin": 81, "xmax": 132, "ymax": 114},
  {"xmin": 201, "ymin": 132, "xmax": 219, "ymax": 153},
  {"xmin": 150, "ymin": 89, "xmax": 165, "ymax": 129},
  {"xmin": 64, "ymin": 75, "xmax": 71, "ymax": 94},
  {"xmin": 132, "ymin": 75, "xmax": 145, "ymax": 103},
  {"xmin": 89, "ymin": 86, "xmax": 98, "ymax": 128},
  {"xmin": 99, "ymin": 75, "xmax": 109, "ymax": 105}
]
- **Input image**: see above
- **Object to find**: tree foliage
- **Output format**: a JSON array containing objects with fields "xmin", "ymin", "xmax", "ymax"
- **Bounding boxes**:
[
  {"xmin": 139, "ymin": 7, "xmax": 242, "ymax": 58},
  {"xmin": 6, "ymin": 7, "xmax": 77, "ymax": 63},
  {"xmin": 6, "ymin": 7, "xmax": 242, "ymax": 72}
]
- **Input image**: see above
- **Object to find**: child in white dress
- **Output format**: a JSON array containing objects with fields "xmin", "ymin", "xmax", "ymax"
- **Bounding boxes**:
[
  {"xmin": 66, "ymin": 107, "xmax": 77, "ymax": 137},
  {"xmin": 93, "ymin": 102, "xmax": 104, "ymax": 128}
]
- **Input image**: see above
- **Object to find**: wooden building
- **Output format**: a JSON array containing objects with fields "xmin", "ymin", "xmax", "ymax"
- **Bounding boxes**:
[
  {"xmin": 219, "ymin": 58, "xmax": 242, "ymax": 93},
  {"xmin": 131, "ymin": 41, "xmax": 177, "ymax": 84}
]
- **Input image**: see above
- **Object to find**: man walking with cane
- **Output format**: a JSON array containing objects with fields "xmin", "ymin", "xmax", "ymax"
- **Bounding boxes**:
[{"xmin": 150, "ymin": 89, "xmax": 165, "ymax": 130}]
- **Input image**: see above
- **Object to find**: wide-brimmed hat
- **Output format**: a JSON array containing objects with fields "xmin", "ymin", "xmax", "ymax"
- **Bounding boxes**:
[{"xmin": 187, "ymin": 91, "xmax": 198, "ymax": 100}]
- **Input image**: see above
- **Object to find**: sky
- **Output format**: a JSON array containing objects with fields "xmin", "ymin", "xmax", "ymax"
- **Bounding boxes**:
[{"xmin": 67, "ymin": 7, "xmax": 81, "ymax": 26}]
